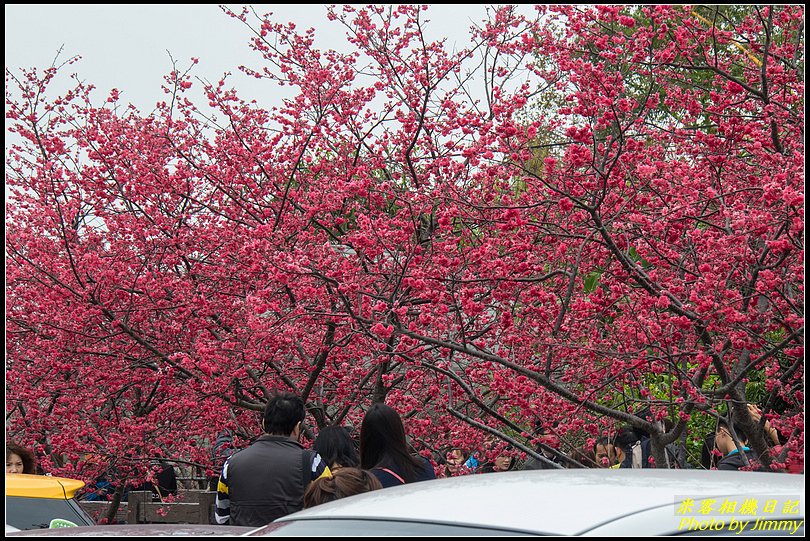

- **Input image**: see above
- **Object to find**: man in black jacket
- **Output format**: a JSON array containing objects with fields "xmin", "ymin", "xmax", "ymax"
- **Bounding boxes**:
[{"xmin": 214, "ymin": 392, "xmax": 331, "ymax": 526}]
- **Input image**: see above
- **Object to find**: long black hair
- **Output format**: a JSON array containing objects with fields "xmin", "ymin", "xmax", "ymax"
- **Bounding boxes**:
[
  {"xmin": 359, "ymin": 403, "xmax": 424, "ymax": 482},
  {"xmin": 314, "ymin": 426, "xmax": 359, "ymax": 469}
]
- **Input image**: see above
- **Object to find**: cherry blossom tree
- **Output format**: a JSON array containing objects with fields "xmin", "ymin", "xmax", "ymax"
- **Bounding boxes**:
[{"xmin": 6, "ymin": 4, "xmax": 803, "ymax": 485}]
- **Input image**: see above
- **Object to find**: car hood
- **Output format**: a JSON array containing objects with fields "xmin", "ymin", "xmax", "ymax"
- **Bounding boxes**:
[
  {"xmin": 7, "ymin": 524, "xmax": 255, "ymax": 536},
  {"xmin": 274, "ymin": 469, "xmax": 805, "ymax": 535}
]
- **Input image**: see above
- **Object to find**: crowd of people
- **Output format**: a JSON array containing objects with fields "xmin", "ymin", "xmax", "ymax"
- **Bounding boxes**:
[
  {"xmin": 6, "ymin": 395, "xmax": 797, "ymax": 528},
  {"xmin": 206, "ymin": 393, "xmax": 795, "ymax": 527},
  {"xmin": 212, "ymin": 395, "xmax": 437, "ymax": 526}
]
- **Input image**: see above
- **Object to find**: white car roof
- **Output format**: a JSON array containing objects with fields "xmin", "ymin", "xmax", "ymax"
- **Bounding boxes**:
[{"xmin": 277, "ymin": 469, "xmax": 805, "ymax": 535}]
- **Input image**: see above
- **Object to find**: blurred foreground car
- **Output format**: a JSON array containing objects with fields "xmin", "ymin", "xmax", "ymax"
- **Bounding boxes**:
[
  {"xmin": 5, "ymin": 474, "xmax": 95, "ymax": 530},
  {"xmin": 247, "ymin": 469, "xmax": 805, "ymax": 536},
  {"xmin": 6, "ymin": 524, "xmax": 255, "ymax": 536}
]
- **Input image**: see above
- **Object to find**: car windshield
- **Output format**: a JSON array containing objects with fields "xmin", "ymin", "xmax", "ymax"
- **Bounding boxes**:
[{"xmin": 5, "ymin": 496, "xmax": 95, "ymax": 530}]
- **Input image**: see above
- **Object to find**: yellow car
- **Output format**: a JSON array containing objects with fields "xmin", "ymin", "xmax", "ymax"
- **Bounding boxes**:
[{"xmin": 6, "ymin": 474, "xmax": 95, "ymax": 530}]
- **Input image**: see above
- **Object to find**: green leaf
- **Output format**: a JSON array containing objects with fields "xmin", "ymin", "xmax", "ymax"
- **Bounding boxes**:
[{"xmin": 584, "ymin": 271, "xmax": 601, "ymax": 293}]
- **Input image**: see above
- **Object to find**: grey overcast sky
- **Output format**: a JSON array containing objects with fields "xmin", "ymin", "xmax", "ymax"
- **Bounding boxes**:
[{"xmin": 5, "ymin": 4, "xmax": 521, "ymax": 112}]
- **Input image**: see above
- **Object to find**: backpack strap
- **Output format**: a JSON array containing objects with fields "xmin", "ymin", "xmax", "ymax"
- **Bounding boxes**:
[
  {"xmin": 379, "ymin": 467, "xmax": 405, "ymax": 484},
  {"xmin": 631, "ymin": 442, "xmax": 643, "ymax": 468}
]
